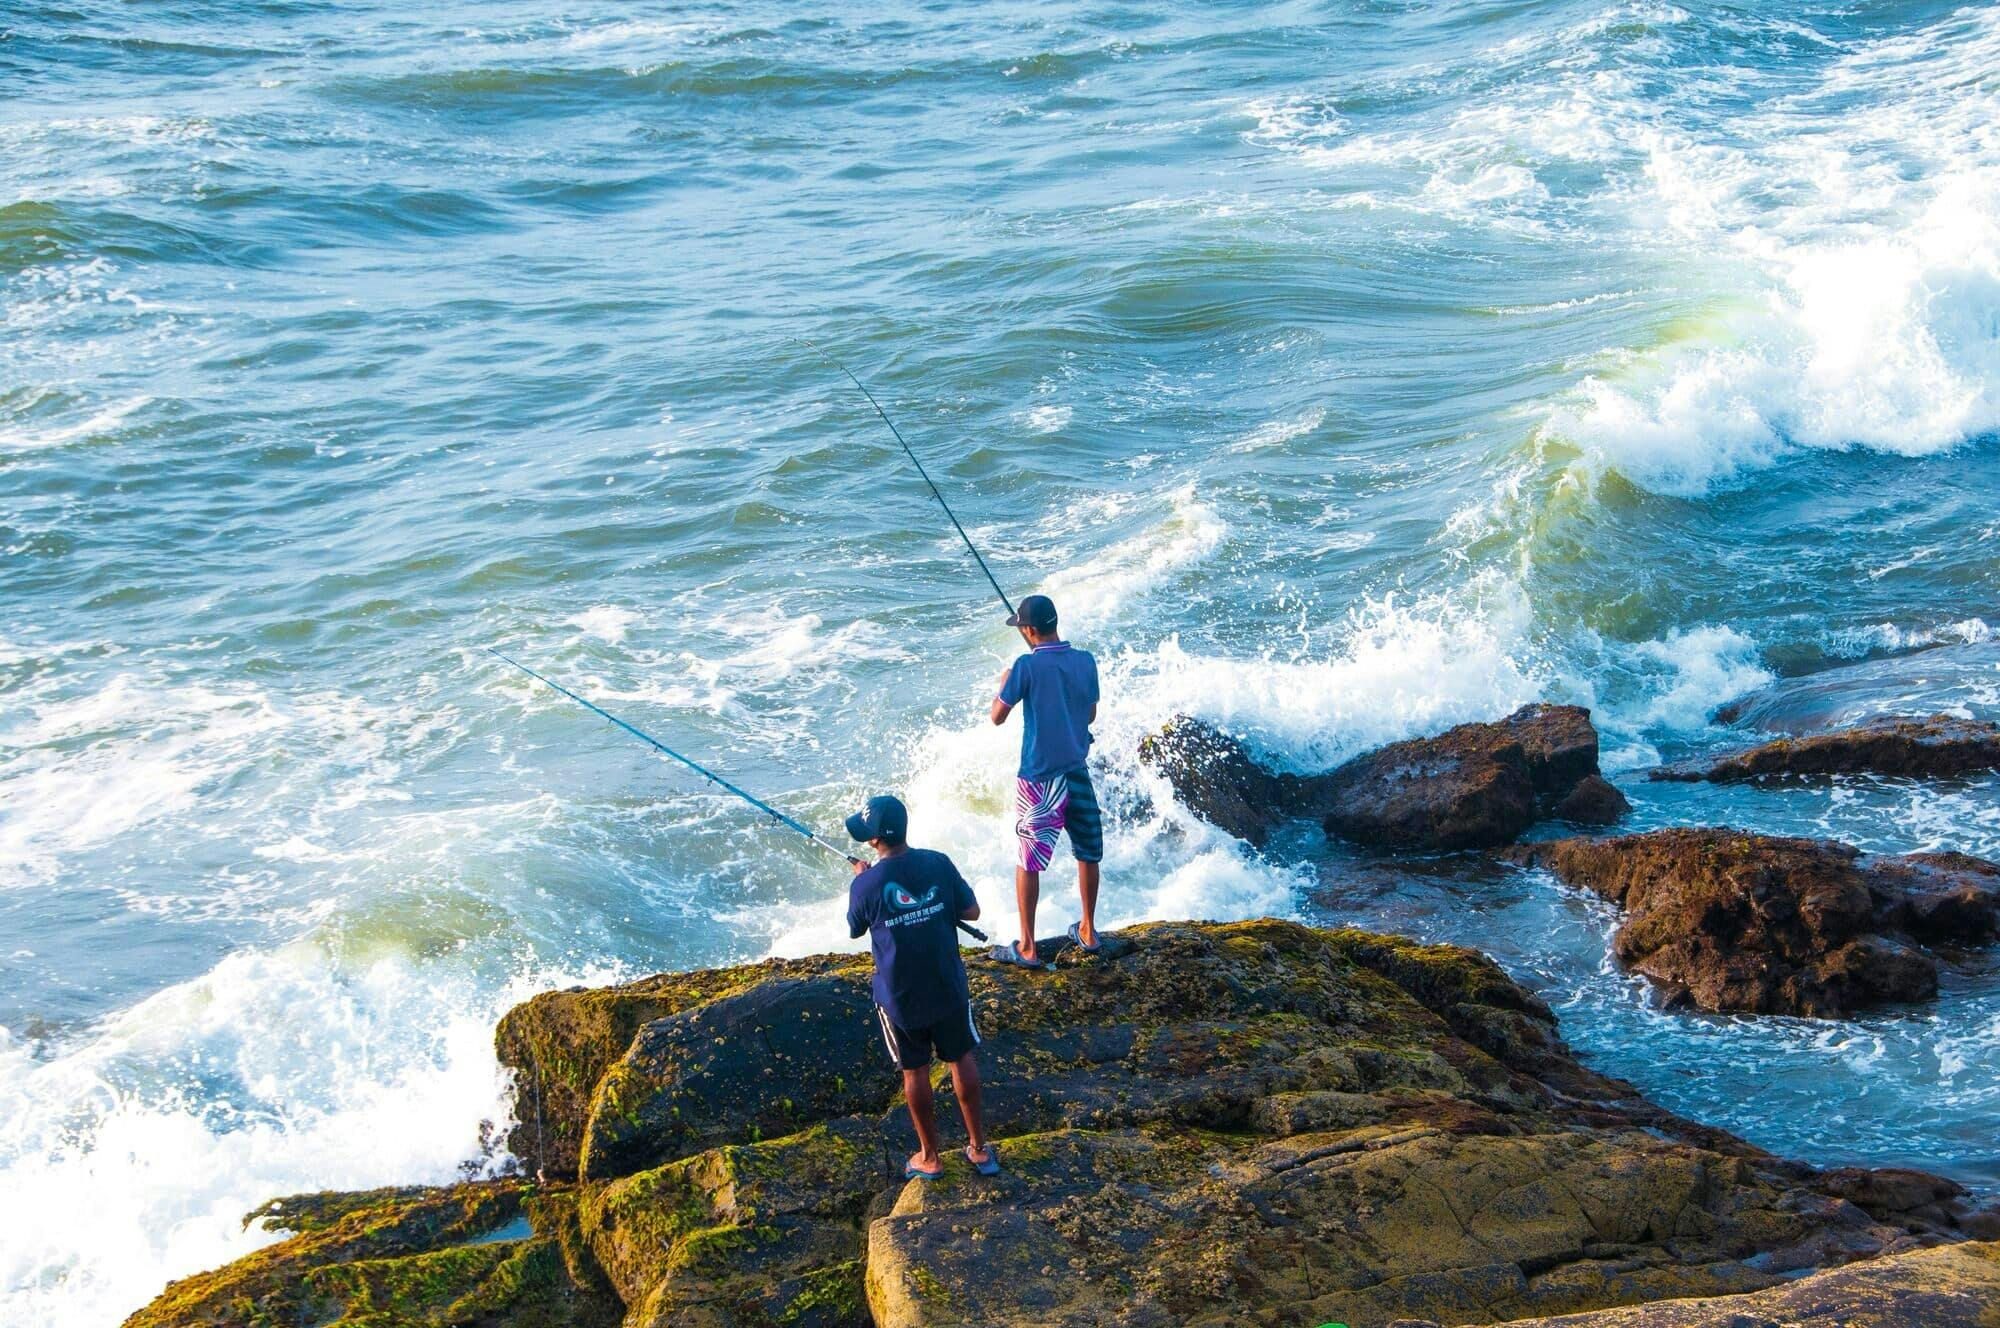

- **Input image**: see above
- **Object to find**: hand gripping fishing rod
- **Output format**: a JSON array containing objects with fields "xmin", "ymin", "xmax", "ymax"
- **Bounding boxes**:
[
  {"xmin": 487, "ymin": 648, "xmax": 988, "ymax": 941},
  {"xmin": 791, "ymin": 337, "xmax": 1018, "ymax": 622}
]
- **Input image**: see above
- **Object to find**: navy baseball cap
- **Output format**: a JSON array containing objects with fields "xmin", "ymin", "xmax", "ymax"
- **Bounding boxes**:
[
  {"xmin": 845, "ymin": 794, "xmax": 909, "ymax": 843},
  {"xmin": 1006, "ymin": 594, "xmax": 1058, "ymax": 631}
]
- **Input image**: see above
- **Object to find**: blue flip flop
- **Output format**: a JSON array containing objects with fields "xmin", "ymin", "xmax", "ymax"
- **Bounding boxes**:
[
  {"xmin": 991, "ymin": 942, "xmax": 1048, "ymax": 971},
  {"xmin": 965, "ymin": 1144, "xmax": 1001, "ymax": 1177},
  {"xmin": 904, "ymin": 1162, "xmax": 945, "ymax": 1182},
  {"xmin": 1066, "ymin": 922, "xmax": 1102, "ymax": 954}
]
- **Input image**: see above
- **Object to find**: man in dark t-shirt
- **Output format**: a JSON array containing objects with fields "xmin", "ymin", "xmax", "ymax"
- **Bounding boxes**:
[{"xmin": 846, "ymin": 794, "xmax": 998, "ymax": 1180}]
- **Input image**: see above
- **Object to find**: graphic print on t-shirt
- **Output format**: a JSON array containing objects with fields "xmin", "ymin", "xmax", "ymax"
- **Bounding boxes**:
[
  {"xmin": 890, "ymin": 883, "xmax": 937, "ymax": 911},
  {"xmin": 884, "ymin": 880, "xmax": 945, "ymax": 928}
]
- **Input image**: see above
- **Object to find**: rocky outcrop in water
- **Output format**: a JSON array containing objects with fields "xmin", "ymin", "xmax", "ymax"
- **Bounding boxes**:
[
  {"xmin": 1712, "ymin": 641, "xmax": 2000, "ymax": 734},
  {"xmin": 1652, "ymin": 714, "xmax": 2000, "ymax": 783},
  {"xmin": 1140, "ymin": 704, "xmax": 1628, "ymax": 850},
  {"xmin": 1505, "ymin": 830, "xmax": 2000, "ymax": 1016},
  {"xmin": 130, "ymin": 920, "xmax": 1996, "ymax": 1328}
]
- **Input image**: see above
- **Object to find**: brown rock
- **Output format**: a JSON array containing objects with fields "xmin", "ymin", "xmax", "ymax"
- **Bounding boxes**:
[
  {"xmin": 1453, "ymin": 1238, "xmax": 2000, "ymax": 1326},
  {"xmin": 1866, "ymin": 851, "xmax": 2000, "ymax": 944},
  {"xmin": 1506, "ymin": 829, "xmax": 2000, "ymax": 1016},
  {"xmin": 1323, "ymin": 704, "xmax": 1626, "ymax": 848},
  {"xmin": 1652, "ymin": 713, "xmax": 2000, "ymax": 782},
  {"xmin": 1550, "ymin": 774, "xmax": 1632, "ymax": 825},
  {"xmin": 1140, "ymin": 704, "xmax": 1627, "ymax": 851}
]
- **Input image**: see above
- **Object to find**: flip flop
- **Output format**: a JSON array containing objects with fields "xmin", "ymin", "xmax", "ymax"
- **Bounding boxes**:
[
  {"xmin": 1066, "ymin": 921, "xmax": 1102, "ymax": 954},
  {"xmin": 965, "ymin": 1144, "xmax": 1002, "ymax": 1177},
  {"xmin": 991, "ymin": 942, "xmax": 1048, "ymax": 971},
  {"xmin": 904, "ymin": 1162, "xmax": 945, "ymax": 1182}
]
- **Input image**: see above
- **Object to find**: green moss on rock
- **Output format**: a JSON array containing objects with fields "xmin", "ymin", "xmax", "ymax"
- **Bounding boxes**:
[{"xmin": 123, "ymin": 1182, "xmax": 621, "ymax": 1328}]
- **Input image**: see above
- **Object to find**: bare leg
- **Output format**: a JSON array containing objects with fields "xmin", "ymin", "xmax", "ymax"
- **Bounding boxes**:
[
  {"xmin": 902, "ymin": 1067, "xmax": 943, "ymax": 1174},
  {"xmin": 1015, "ymin": 867, "xmax": 1041, "ymax": 962},
  {"xmin": 950, "ymin": 1054, "xmax": 989, "ymax": 1162},
  {"xmin": 1076, "ymin": 860, "xmax": 1100, "ymax": 948}
]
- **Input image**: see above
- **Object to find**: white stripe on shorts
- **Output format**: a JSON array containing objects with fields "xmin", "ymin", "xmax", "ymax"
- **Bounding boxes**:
[{"xmin": 875, "ymin": 1004, "xmax": 901, "ymax": 1068}]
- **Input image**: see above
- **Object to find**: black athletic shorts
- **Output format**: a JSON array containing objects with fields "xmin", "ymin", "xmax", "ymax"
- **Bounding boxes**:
[{"xmin": 875, "ymin": 1002, "xmax": 980, "ymax": 1071}]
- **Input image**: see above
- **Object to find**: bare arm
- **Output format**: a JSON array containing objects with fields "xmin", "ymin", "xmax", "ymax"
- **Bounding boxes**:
[
  {"xmin": 960, "ymin": 901, "xmax": 981, "ymax": 921},
  {"xmin": 991, "ymin": 667, "xmax": 1015, "ymax": 725}
]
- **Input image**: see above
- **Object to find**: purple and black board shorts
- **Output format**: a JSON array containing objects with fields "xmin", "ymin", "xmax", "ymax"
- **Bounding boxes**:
[{"xmin": 1014, "ymin": 766, "xmax": 1103, "ymax": 871}]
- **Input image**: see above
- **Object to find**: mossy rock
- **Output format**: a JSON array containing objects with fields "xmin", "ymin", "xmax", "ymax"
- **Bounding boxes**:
[
  {"xmin": 497, "ymin": 956, "xmax": 865, "ymax": 1179},
  {"xmin": 137, "ymin": 922, "xmax": 1995, "ymax": 1328},
  {"xmin": 578, "ymin": 971, "xmax": 891, "ymax": 1180},
  {"xmin": 123, "ymin": 1182, "xmax": 621, "ymax": 1328},
  {"xmin": 572, "ymin": 1115, "xmax": 895, "ymax": 1327}
]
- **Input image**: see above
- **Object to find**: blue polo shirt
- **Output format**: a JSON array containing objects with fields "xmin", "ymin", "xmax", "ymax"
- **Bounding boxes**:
[
  {"xmin": 847, "ymin": 848, "xmax": 978, "ymax": 1030},
  {"xmin": 998, "ymin": 641, "xmax": 1099, "ymax": 781}
]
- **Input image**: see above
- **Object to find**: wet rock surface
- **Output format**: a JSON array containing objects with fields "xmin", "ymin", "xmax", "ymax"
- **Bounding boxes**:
[
  {"xmin": 1140, "ymin": 704, "xmax": 1628, "ymax": 851},
  {"xmin": 1418, "ymin": 1238, "xmax": 2000, "ymax": 1327},
  {"xmin": 1713, "ymin": 641, "xmax": 2000, "ymax": 734},
  {"xmin": 1506, "ymin": 829, "xmax": 2000, "ymax": 1016},
  {"xmin": 130, "ymin": 920, "xmax": 1997, "ymax": 1328},
  {"xmin": 1653, "ymin": 713, "xmax": 2000, "ymax": 783}
]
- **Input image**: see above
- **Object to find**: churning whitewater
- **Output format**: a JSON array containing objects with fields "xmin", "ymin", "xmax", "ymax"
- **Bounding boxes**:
[{"xmin": 4, "ymin": 1, "xmax": 1999, "ymax": 1324}]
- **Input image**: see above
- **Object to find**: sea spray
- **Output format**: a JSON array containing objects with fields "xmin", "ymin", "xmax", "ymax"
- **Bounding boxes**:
[{"xmin": 0, "ymin": 939, "xmax": 621, "ymax": 1328}]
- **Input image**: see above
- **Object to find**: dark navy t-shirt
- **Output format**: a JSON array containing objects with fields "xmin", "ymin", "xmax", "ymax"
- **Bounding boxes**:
[
  {"xmin": 998, "ymin": 642, "xmax": 1099, "ymax": 781},
  {"xmin": 847, "ymin": 848, "xmax": 978, "ymax": 1030}
]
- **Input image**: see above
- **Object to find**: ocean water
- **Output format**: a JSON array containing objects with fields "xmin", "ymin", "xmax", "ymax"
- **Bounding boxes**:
[{"xmin": 4, "ymin": 0, "xmax": 2000, "ymax": 1320}]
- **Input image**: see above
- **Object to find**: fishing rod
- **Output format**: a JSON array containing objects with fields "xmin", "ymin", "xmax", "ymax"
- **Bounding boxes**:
[
  {"xmin": 487, "ymin": 648, "xmax": 988, "ymax": 941},
  {"xmin": 791, "ymin": 337, "xmax": 1017, "ymax": 622}
]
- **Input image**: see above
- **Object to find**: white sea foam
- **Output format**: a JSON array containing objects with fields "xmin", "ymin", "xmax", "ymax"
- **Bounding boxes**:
[
  {"xmin": 566, "ymin": 604, "xmax": 640, "ymax": 644},
  {"xmin": 0, "ymin": 675, "xmax": 435, "ymax": 889},
  {"xmin": 1543, "ymin": 10, "xmax": 2000, "ymax": 493},
  {"xmin": 1550, "ymin": 177, "xmax": 2000, "ymax": 493},
  {"xmin": 1228, "ymin": 408, "xmax": 1324, "ymax": 453},
  {"xmin": 1240, "ymin": 94, "xmax": 1348, "ymax": 165},
  {"xmin": 0, "ymin": 941, "xmax": 615, "ymax": 1328},
  {"xmin": 558, "ymin": 18, "xmax": 719, "ymax": 51},
  {"xmin": 1824, "ymin": 618, "xmax": 1994, "ymax": 658},
  {"xmin": 0, "ymin": 677, "xmax": 287, "ymax": 887},
  {"xmin": 710, "ymin": 607, "xmax": 915, "ymax": 680},
  {"xmin": 0, "ymin": 395, "xmax": 152, "ymax": 455},
  {"xmin": 1610, "ymin": 623, "xmax": 1772, "ymax": 734},
  {"xmin": 1237, "ymin": 1, "xmax": 2000, "ymax": 495},
  {"xmin": 1020, "ymin": 403, "xmax": 1072, "ymax": 434},
  {"xmin": 1035, "ymin": 484, "xmax": 1226, "ymax": 630}
]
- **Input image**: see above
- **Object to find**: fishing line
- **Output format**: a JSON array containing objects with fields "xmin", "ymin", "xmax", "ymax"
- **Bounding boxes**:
[
  {"xmin": 487, "ymin": 648, "xmax": 988, "ymax": 941},
  {"xmin": 790, "ymin": 336, "xmax": 1018, "ymax": 621}
]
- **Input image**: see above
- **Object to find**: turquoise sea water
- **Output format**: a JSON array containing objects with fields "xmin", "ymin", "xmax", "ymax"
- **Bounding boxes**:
[{"xmin": 4, "ymin": 1, "xmax": 1999, "ymax": 1320}]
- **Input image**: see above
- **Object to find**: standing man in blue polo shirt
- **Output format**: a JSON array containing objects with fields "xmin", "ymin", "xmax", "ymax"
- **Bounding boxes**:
[
  {"xmin": 846, "ymin": 794, "xmax": 1000, "ymax": 1181},
  {"xmin": 990, "ymin": 593, "xmax": 1105, "ymax": 969}
]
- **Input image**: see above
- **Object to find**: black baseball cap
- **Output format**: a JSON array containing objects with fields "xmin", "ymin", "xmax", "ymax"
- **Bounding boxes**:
[
  {"xmin": 1006, "ymin": 594, "xmax": 1058, "ymax": 631},
  {"xmin": 845, "ymin": 794, "xmax": 909, "ymax": 843}
]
